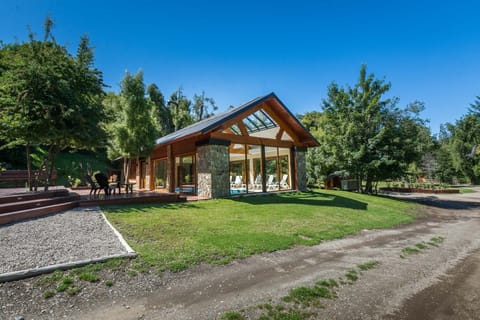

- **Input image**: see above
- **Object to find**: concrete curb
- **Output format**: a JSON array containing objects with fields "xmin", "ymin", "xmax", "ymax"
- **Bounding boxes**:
[
  {"xmin": 0, "ymin": 252, "xmax": 137, "ymax": 283},
  {"xmin": 98, "ymin": 208, "xmax": 135, "ymax": 254}
]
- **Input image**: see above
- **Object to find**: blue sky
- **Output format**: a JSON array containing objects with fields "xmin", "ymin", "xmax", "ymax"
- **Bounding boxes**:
[{"xmin": 2, "ymin": 1, "xmax": 480, "ymax": 134}]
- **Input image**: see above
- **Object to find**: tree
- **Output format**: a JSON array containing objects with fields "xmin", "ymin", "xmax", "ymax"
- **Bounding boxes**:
[
  {"xmin": 167, "ymin": 88, "xmax": 193, "ymax": 131},
  {"xmin": 106, "ymin": 71, "xmax": 158, "ymax": 181},
  {"xmin": 448, "ymin": 102, "xmax": 480, "ymax": 184},
  {"xmin": 147, "ymin": 83, "xmax": 174, "ymax": 136},
  {"xmin": 433, "ymin": 126, "xmax": 460, "ymax": 183},
  {"xmin": 192, "ymin": 91, "xmax": 217, "ymax": 122},
  {"xmin": 319, "ymin": 65, "xmax": 429, "ymax": 193},
  {"xmin": 299, "ymin": 111, "xmax": 332, "ymax": 186},
  {"xmin": 0, "ymin": 17, "xmax": 106, "ymax": 190}
]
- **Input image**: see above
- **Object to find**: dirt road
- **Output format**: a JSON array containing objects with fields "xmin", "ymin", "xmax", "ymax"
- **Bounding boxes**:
[{"xmin": 71, "ymin": 191, "xmax": 480, "ymax": 320}]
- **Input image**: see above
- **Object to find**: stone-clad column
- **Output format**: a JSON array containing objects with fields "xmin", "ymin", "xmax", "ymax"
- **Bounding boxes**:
[
  {"xmin": 197, "ymin": 140, "xmax": 230, "ymax": 199},
  {"xmin": 295, "ymin": 147, "xmax": 307, "ymax": 191}
]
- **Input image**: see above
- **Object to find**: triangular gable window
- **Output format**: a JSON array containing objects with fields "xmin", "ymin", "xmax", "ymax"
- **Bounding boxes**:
[
  {"xmin": 242, "ymin": 109, "xmax": 277, "ymax": 133},
  {"xmin": 220, "ymin": 108, "xmax": 298, "ymax": 142}
]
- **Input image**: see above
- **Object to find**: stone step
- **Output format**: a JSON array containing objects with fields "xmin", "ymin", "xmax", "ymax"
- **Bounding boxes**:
[
  {"xmin": 0, "ymin": 201, "xmax": 79, "ymax": 225},
  {"xmin": 0, "ymin": 194, "xmax": 80, "ymax": 214}
]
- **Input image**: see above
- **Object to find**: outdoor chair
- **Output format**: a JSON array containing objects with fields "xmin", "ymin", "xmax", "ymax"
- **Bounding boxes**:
[
  {"xmin": 252, "ymin": 174, "xmax": 262, "ymax": 190},
  {"xmin": 94, "ymin": 172, "xmax": 117, "ymax": 196},
  {"xmin": 109, "ymin": 174, "xmax": 121, "ymax": 194},
  {"xmin": 233, "ymin": 175, "xmax": 245, "ymax": 189},
  {"xmin": 85, "ymin": 174, "xmax": 100, "ymax": 195},
  {"xmin": 279, "ymin": 174, "xmax": 289, "ymax": 189},
  {"xmin": 267, "ymin": 174, "xmax": 278, "ymax": 191}
]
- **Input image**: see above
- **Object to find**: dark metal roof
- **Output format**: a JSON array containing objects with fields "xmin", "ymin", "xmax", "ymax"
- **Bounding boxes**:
[
  {"xmin": 155, "ymin": 92, "xmax": 319, "ymax": 147},
  {"xmin": 155, "ymin": 93, "xmax": 274, "ymax": 145}
]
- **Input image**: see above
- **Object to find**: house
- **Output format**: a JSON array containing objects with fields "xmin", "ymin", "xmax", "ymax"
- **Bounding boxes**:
[{"xmin": 130, "ymin": 92, "xmax": 319, "ymax": 199}]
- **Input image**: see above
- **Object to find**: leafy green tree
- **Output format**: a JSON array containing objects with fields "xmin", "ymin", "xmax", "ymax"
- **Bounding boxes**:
[
  {"xmin": 448, "ymin": 100, "xmax": 480, "ymax": 184},
  {"xmin": 299, "ymin": 111, "xmax": 332, "ymax": 186},
  {"xmin": 0, "ymin": 18, "xmax": 106, "ymax": 190},
  {"xmin": 433, "ymin": 126, "xmax": 460, "ymax": 183},
  {"xmin": 147, "ymin": 83, "xmax": 174, "ymax": 136},
  {"xmin": 107, "ymin": 71, "xmax": 158, "ymax": 181},
  {"xmin": 319, "ymin": 65, "xmax": 429, "ymax": 193},
  {"xmin": 167, "ymin": 88, "xmax": 193, "ymax": 131},
  {"xmin": 192, "ymin": 91, "xmax": 217, "ymax": 121}
]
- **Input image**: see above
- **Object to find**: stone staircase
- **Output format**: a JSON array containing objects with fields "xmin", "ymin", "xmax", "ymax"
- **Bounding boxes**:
[{"xmin": 0, "ymin": 189, "xmax": 80, "ymax": 225}]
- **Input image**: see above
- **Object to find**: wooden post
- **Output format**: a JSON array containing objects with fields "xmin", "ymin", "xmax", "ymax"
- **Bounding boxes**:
[{"xmin": 261, "ymin": 145, "xmax": 267, "ymax": 193}]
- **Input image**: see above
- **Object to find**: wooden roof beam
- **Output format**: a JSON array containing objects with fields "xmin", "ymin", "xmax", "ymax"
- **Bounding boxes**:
[
  {"xmin": 261, "ymin": 102, "xmax": 302, "ymax": 145},
  {"xmin": 237, "ymin": 121, "xmax": 249, "ymax": 136},
  {"xmin": 211, "ymin": 132, "xmax": 294, "ymax": 148}
]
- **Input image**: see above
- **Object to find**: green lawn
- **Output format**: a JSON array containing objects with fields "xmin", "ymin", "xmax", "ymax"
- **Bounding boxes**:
[
  {"xmin": 459, "ymin": 188, "xmax": 477, "ymax": 194},
  {"xmin": 103, "ymin": 190, "xmax": 417, "ymax": 272}
]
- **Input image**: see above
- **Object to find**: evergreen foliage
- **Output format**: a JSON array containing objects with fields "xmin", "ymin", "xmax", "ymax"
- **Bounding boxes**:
[{"xmin": 0, "ymin": 17, "xmax": 106, "ymax": 189}]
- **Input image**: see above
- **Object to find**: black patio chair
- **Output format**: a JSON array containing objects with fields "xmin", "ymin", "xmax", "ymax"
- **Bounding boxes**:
[
  {"xmin": 85, "ymin": 174, "xmax": 100, "ymax": 195},
  {"xmin": 94, "ymin": 172, "xmax": 115, "ymax": 196}
]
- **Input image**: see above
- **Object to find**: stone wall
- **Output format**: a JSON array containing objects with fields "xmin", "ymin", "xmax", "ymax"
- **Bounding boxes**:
[
  {"xmin": 295, "ymin": 148, "xmax": 307, "ymax": 191},
  {"xmin": 197, "ymin": 144, "xmax": 230, "ymax": 199}
]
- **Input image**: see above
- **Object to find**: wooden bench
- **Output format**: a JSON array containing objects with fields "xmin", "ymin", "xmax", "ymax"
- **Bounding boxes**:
[{"xmin": 0, "ymin": 170, "xmax": 57, "ymax": 187}]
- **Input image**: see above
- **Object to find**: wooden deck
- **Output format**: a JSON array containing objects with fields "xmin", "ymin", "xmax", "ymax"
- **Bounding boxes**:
[
  {"xmin": 77, "ymin": 189, "xmax": 187, "ymax": 206},
  {"xmin": 0, "ymin": 187, "xmax": 187, "ymax": 225}
]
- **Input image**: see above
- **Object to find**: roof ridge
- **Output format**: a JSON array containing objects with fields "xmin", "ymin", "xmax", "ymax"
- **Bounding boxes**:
[{"xmin": 155, "ymin": 93, "xmax": 274, "ymax": 145}]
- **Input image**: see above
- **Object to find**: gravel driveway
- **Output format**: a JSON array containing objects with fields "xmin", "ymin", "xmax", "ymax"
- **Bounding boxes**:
[{"xmin": 0, "ymin": 207, "xmax": 131, "ymax": 276}]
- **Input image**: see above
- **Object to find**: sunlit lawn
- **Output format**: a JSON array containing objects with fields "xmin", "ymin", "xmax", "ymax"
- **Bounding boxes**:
[
  {"xmin": 103, "ymin": 190, "xmax": 417, "ymax": 272},
  {"xmin": 459, "ymin": 188, "xmax": 477, "ymax": 194}
]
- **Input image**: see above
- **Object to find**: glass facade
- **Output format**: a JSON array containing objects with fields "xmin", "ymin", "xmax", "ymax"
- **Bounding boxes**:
[
  {"xmin": 153, "ymin": 159, "xmax": 167, "ymax": 189},
  {"xmin": 229, "ymin": 144, "xmax": 291, "ymax": 194}
]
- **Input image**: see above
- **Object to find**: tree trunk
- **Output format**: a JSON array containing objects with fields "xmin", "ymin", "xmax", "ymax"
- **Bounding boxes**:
[
  {"xmin": 125, "ymin": 158, "xmax": 131, "ymax": 184},
  {"xmin": 44, "ymin": 145, "xmax": 54, "ymax": 191},
  {"xmin": 470, "ymin": 176, "xmax": 477, "ymax": 186},
  {"xmin": 365, "ymin": 177, "xmax": 373, "ymax": 194},
  {"xmin": 48, "ymin": 147, "xmax": 58, "ymax": 190},
  {"xmin": 26, "ymin": 143, "xmax": 32, "ymax": 191}
]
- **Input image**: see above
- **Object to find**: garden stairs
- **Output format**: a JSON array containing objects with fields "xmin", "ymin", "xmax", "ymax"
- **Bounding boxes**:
[
  {"xmin": 0, "ymin": 189, "xmax": 79, "ymax": 225},
  {"xmin": 0, "ymin": 189, "xmax": 186, "ymax": 225}
]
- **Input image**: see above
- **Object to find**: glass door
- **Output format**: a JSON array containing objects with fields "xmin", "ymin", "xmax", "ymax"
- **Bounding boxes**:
[{"xmin": 175, "ymin": 154, "xmax": 196, "ymax": 194}]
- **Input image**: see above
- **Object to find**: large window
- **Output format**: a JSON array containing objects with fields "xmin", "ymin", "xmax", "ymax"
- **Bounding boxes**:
[
  {"xmin": 229, "ymin": 144, "xmax": 291, "ymax": 194},
  {"xmin": 175, "ymin": 154, "xmax": 196, "ymax": 194},
  {"xmin": 229, "ymin": 144, "xmax": 247, "ymax": 194},
  {"xmin": 153, "ymin": 159, "xmax": 167, "ymax": 189}
]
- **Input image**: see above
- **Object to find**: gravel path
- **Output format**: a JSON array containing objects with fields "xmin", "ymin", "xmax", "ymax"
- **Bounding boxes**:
[{"xmin": 0, "ymin": 207, "xmax": 129, "ymax": 275}]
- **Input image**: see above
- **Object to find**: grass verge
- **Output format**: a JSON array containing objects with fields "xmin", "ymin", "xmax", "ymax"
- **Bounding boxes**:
[
  {"xmin": 401, "ymin": 236, "xmax": 446, "ymax": 258},
  {"xmin": 35, "ymin": 258, "xmax": 125, "ymax": 299},
  {"xmin": 103, "ymin": 190, "xmax": 417, "ymax": 272}
]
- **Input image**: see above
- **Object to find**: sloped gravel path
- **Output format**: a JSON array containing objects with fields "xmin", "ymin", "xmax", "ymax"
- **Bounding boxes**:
[{"xmin": 0, "ymin": 207, "xmax": 129, "ymax": 275}]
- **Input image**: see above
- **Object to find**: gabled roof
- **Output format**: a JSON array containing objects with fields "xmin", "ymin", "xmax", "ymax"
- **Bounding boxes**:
[{"xmin": 155, "ymin": 92, "xmax": 319, "ymax": 147}]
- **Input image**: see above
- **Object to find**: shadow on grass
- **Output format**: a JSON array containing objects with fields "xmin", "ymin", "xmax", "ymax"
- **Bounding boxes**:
[
  {"xmin": 231, "ymin": 191, "xmax": 368, "ymax": 210},
  {"xmin": 101, "ymin": 201, "xmax": 201, "ymax": 213}
]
